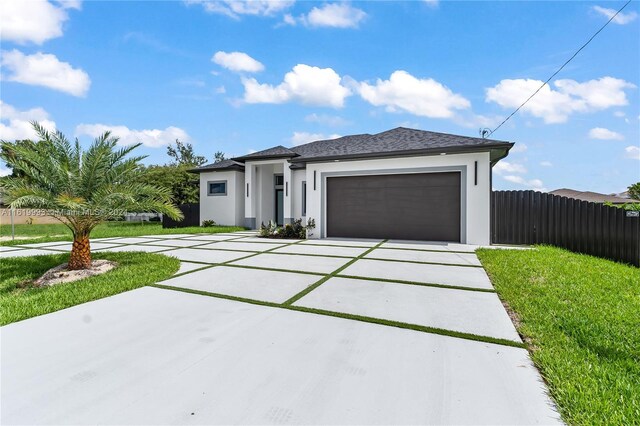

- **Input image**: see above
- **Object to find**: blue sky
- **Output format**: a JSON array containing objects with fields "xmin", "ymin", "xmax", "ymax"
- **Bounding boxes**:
[{"xmin": 1, "ymin": 0, "xmax": 638, "ymax": 193}]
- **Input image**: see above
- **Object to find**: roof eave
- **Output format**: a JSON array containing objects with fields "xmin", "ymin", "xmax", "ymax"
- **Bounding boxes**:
[
  {"xmin": 232, "ymin": 153, "xmax": 299, "ymax": 162},
  {"xmin": 188, "ymin": 165, "xmax": 245, "ymax": 173}
]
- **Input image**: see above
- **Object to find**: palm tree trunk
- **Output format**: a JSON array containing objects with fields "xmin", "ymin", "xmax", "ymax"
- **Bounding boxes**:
[{"xmin": 68, "ymin": 235, "xmax": 92, "ymax": 270}]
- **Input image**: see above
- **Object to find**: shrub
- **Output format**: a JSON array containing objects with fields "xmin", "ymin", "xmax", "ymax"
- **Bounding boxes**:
[
  {"xmin": 202, "ymin": 220, "xmax": 217, "ymax": 227},
  {"xmin": 259, "ymin": 218, "xmax": 315, "ymax": 239}
]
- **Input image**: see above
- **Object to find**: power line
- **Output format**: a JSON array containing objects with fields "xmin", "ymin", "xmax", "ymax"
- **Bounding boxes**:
[{"xmin": 485, "ymin": 0, "xmax": 633, "ymax": 138}]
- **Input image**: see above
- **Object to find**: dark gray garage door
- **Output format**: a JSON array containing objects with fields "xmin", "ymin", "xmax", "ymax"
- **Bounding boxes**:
[{"xmin": 327, "ymin": 172, "xmax": 461, "ymax": 241}]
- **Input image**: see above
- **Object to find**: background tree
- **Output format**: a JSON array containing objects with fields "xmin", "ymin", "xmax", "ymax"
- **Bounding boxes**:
[
  {"xmin": 0, "ymin": 139, "xmax": 45, "ymax": 179},
  {"xmin": 214, "ymin": 151, "xmax": 225, "ymax": 163},
  {"xmin": 627, "ymin": 182, "xmax": 640, "ymax": 201},
  {"xmin": 140, "ymin": 165, "xmax": 200, "ymax": 205},
  {"xmin": 0, "ymin": 123, "xmax": 182, "ymax": 270},
  {"xmin": 140, "ymin": 141, "xmax": 226, "ymax": 205},
  {"xmin": 166, "ymin": 139, "xmax": 206, "ymax": 166}
]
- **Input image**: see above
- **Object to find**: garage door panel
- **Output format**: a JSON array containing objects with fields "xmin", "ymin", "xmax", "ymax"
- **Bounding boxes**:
[{"xmin": 327, "ymin": 173, "xmax": 461, "ymax": 241}]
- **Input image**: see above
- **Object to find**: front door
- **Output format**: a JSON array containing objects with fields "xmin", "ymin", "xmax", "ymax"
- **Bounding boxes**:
[
  {"xmin": 274, "ymin": 174, "xmax": 284, "ymax": 226},
  {"xmin": 275, "ymin": 189, "xmax": 284, "ymax": 226}
]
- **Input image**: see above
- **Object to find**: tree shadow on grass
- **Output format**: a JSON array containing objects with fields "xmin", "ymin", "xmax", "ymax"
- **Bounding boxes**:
[{"xmin": 0, "ymin": 254, "xmax": 69, "ymax": 296}]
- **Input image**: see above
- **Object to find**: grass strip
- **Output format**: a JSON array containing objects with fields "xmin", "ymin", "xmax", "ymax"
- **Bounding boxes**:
[
  {"xmin": 335, "ymin": 274, "xmax": 496, "ymax": 293},
  {"xmin": 263, "ymin": 251, "xmax": 355, "ymax": 260},
  {"xmin": 150, "ymin": 283, "xmax": 524, "ymax": 349},
  {"xmin": 222, "ymin": 263, "xmax": 326, "ymax": 277},
  {"xmin": 364, "ymin": 256, "xmax": 483, "ymax": 268},
  {"xmin": 298, "ymin": 243, "xmax": 374, "ymax": 249},
  {"xmin": 170, "ymin": 264, "xmax": 217, "ymax": 279},
  {"xmin": 282, "ymin": 240, "xmax": 388, "ymax": 306}
]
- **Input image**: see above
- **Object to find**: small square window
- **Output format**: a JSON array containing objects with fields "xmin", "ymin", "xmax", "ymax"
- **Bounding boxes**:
[
  {"xmin": 275, "ymin": 175, "xmax": 284, "ymax": 186},
  {"xmin": 208, "ymin": 181, "xmax": 227, "ymax": 196}
]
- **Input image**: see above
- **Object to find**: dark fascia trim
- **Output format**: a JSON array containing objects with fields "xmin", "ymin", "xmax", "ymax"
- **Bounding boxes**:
[
  {"xmin": 489, "ymin": 144, "xmax": 514, "ymax": 166},
  {"xmin": 289, "ymin": 143, "xmax": 515, "ymax": 165},
  {"xmin": 232, "ymin": 153, "xmax": 299, "ymax": 162},
  {"xmin": 188, "ymin": 165, "xmax": 245, "ymax": 174}
]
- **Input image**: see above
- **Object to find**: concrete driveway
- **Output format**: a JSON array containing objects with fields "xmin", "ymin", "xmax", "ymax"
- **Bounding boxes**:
[{"xmin": 1, "ymin": 233, "xmax": 561, "ymax": 425}]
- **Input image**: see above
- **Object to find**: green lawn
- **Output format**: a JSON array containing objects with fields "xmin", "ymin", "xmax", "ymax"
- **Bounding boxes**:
[
  {"xmin": 0, "ymin": 221, "xmax": 245, "ymax": 246},
  {"xmin": 0, "ymin": 252, "xmax": 180, "ymax": 326},
  {"xmin": 477, "ymin": 246, "xmax": 640, "ymax": 425}
]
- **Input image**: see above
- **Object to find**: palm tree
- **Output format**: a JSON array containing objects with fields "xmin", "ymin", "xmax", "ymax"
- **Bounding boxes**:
[{"xmin": 0, "ymin": 122, "xmax": 183, "ymax": 270}]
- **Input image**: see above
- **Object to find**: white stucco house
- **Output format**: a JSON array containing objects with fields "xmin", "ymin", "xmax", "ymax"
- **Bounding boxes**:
[{"xmin": 191, "ymin": 127, "xmax": 514, "ymax": 245}]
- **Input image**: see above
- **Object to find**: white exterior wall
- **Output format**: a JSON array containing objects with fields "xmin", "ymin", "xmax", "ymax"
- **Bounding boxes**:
[
  {"xmin": 304, "ymin": 152, "xmax": 491, "ymax": 245},
  {"xmin": 199, "ymin": 170, "xmax": 245, "ymax": 226},
  {"xmin": 291, "ymin": 169, "xmax": 306, "ymax": 221},
  {"xmin": 243, "ymin": 160, "xmax": 287, "ymax": 228}
]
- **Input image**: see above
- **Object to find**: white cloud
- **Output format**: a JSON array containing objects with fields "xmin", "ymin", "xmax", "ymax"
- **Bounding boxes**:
[
  {"xmin": 493, "ymin": 161, "xmax": 527, "ymax": 175},
  {"xmin": 592, "ymin": 6, "xmax": 638, "ymax": 25},
  {"xmin": 212, "ymin": 51, "xmax": 264, "ymax": 73},
  {"xmin": 306, "ymin": 3, "xmax": 366, "ymax": 28},
  {"xmin": 1, "ymin": 49, "xmax": 91, "ymax": 97},
  {"xmin": 423, "ymin": 0, "xmax": 439, "ymax": 7},
  {"xmin": 613, "ymin": 111, "xmax": 626, "ymax": 117},
  {"xmin": 242, "ymin": 64, "xmax": 351, "ymax": 108},
  {"xmin": 283, "ymin": 3, "xmax": 366, "ymax": 28},
  {"xmin": 452, "ymin": 112, "xmax": 502, "ymax": 129},
  {"xmin": 510, "ymin": 143, "xmax": 528, "ymax": 153},
  {"xmin": 589, "ymin": 127, "xmax": 624, "ymax": 140},
  {"xmin": 0, "ymin": 0, "xmax": 81, "ymax": 45},
  {"xmin": 485, "ymin": 77, "xmax": 636, "ymax": 124},
  {"xmin": 625, "ymin": 145, "xmax": 640, "ymax": 160},
  {"xmin": 304, "ymin": 113, "xmax": 349, "ymax": 127},
  {"xmin": 75, "ymin": 124, "xmax": 190, "ymax": 148},
  {"xmin": 357, "ymin": 70, "xmax": 470, "ymax": 119},
  {"xmin": 290, "ymin": 131, "xmax": 341, "ymax": 146},
  {"xmin": 57, "ymin": 0, "xmax": 83, "ymax": 10},
  {"xmin": 282, "ymin": 13, "xmax": 297, "ymax": 25},
  {"xmin": 540, "ymin": 161, "xmax": 553, "ymax": 167},
  {"xmin": 503, "ymin": 175, "xmax": 546, "ymax": 191},
  {"xmin": 0, "ymin": 101, "xmax": 56, "ymax": 141},
  {"xmin": 215, "ymin": 85, "xmax": 226, "ymax": 94},
  {"xmin": 0, "ymin": 165, "xmax": 11, "ymax": 177},
  {"xmin": 184, "ymin": 0, "xmax": 294, "ymax": 19}
]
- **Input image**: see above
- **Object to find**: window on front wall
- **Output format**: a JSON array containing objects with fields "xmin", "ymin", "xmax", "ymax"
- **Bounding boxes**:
[
  {"xmin": 302, "ymin": 181, "xmax": 307, "ymax": 216},
  {"xmin": 208, "ymin": 180, "xmax": 227, "ymax": 196}
]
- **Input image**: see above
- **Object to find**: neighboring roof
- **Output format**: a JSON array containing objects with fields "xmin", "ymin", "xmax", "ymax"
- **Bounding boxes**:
[
  {"xmin": 549, "ymin": 188, "xmax": 639, "ymax": 204},
  {"xmin": 190, "ymin": 159, "xmax": 245, "ymax": 173},
  {"xmin": 232, "ymin": 127, "xmax": 513, "ymax": 164},
  {"xmin": 233, "ymin": 145, "xmax": 297, "ymax": 161}
]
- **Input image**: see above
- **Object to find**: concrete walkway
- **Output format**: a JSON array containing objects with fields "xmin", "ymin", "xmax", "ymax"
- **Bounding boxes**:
[{"xmin": 1, "ymin": 233, "xmax": 561, "ymax": 424}]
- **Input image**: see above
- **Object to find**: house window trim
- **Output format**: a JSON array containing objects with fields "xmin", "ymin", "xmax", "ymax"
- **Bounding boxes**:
[
  {"xmin": 207, "ymin": 180, "xmax": 228, "ymax": 196},
  {"xmin": 302, "ymin": 181, "xmax": 307, "ymax": 216}
]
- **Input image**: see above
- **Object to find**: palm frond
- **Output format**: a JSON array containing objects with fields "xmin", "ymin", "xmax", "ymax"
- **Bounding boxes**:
[{"xmin": 2, "ymin": 122, "xmax": 183, "ymax": 232}]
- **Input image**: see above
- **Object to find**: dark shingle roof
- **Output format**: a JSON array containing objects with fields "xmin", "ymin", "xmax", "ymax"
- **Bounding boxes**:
[
  {"xmin": 231, "ymin": 127, "xmax": 513, "ymax": 164},
  {"xmin": 549, "ymin": 188, "xmax": 639, "ymax": 204},
  {"xmin": 190, "ymin": 159, "xmax": 244, "ymax": 173},
  {"xmin": 233, "ymin": 145, "xmax": 297, "ymax": 161},
  {"xmin": 290, "ymin": 128, "xmax": 512, "ymax": 162}
]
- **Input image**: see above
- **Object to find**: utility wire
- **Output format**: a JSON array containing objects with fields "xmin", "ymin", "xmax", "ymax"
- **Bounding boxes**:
[{"xmin": 485, "ymin": 0, "xmax": 633, "ymax": 138}]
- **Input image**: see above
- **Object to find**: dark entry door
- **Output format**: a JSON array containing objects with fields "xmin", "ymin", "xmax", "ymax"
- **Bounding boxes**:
[
  {"xmin": 326, "ymin": 172, "xmax": 461, "ymax": 241},
  {"xmin": 275, "ymin": 189, "xmax": 284, "ymax": 226}
]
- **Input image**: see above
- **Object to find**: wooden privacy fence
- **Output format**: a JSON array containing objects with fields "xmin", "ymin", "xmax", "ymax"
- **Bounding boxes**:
[
  {"xmin": 162, "ymin": 203, "xmax": 200, "ymax": 228},
  {"xmin": 491, "ymin": 190, "xmax": 639, "ymax": 267}
]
